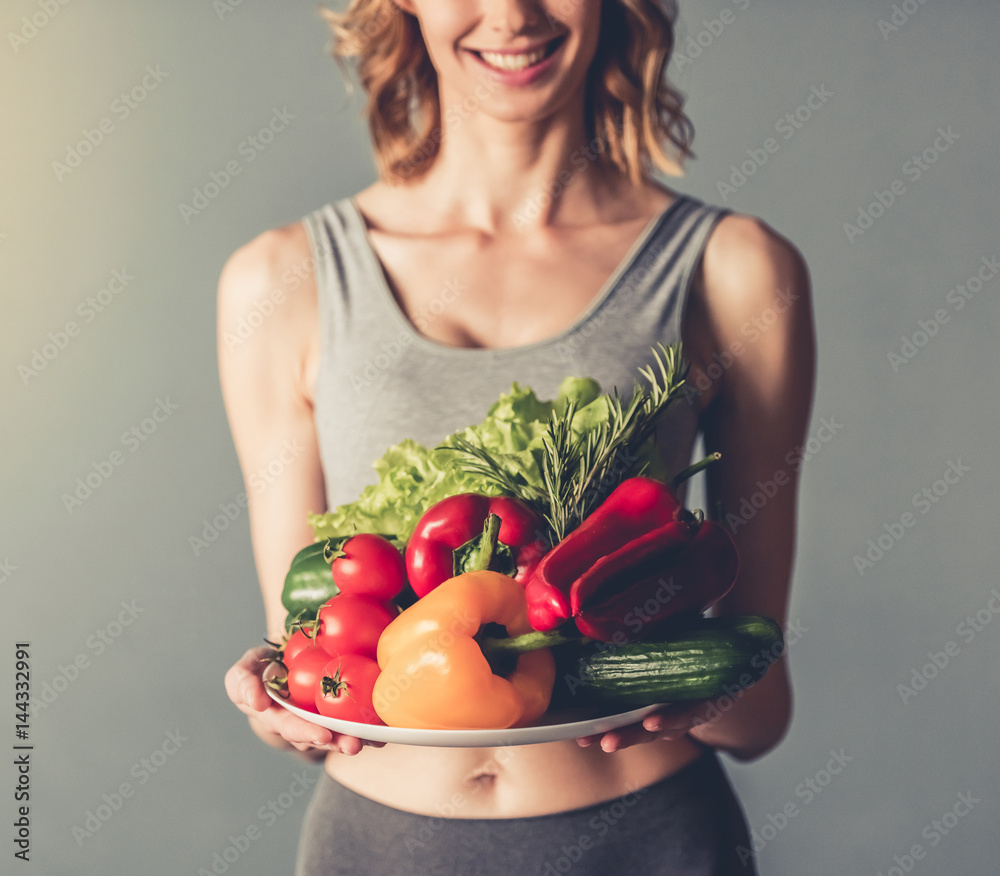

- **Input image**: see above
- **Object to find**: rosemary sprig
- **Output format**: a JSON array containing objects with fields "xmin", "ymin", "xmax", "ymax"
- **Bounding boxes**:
[
  {"xmin": 449, "ymin": 343, "xmax": 689, "ymax": 544},
  {"xmin": 443, "ymin": 437, "xmax": 544, "ymax": 506}
]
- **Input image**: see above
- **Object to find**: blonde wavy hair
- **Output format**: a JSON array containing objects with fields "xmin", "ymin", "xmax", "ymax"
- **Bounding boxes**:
[{"xmin": 321, "ymin": 0, "xmax": 694, "ymax": 184}]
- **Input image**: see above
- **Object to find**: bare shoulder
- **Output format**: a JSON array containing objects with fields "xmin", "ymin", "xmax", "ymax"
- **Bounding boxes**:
[
  {"xmin": 700, "ymin": 213, "xmax": 809, "ymax": 326},
  {"xmin": 218, "ymin": 220, "xmax": 314, "ymax": 316},
  {"xmin": 697, "ymin": 213, "xmax": 814, "ymax": 396},
  {"xmin": 681, "ymin": 212, "xmax": 814, "ymax": 416},
  {"xmin": 217, "ymin": 220, "xmax": 320, "ymax": 400}
]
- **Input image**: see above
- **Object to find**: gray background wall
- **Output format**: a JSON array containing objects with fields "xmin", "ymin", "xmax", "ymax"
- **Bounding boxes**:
[{"xmin": 2, "ymin": 1, "xmax": 997, "ymax": 873}]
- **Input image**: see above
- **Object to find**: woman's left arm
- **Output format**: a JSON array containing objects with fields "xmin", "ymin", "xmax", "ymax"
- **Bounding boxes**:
[{"xmin": 584, "ymin": 214, "xmax": 816, "ymax": 761}]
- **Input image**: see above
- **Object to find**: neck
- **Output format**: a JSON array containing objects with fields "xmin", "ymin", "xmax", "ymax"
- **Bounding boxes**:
[{"xmin": 409, "ymin": 78, "xmax": 633, "ymax": 235}]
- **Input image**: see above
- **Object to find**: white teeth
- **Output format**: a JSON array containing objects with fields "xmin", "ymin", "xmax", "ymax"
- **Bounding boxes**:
[{"xmin": 479, "ymin": 47, "xmax": 548, "ymax": 71}]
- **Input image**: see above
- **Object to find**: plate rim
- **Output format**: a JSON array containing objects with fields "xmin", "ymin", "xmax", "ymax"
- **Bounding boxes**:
[{"xmin": 264, "ymin": 687, "xmax": 665, "ymax": 747}]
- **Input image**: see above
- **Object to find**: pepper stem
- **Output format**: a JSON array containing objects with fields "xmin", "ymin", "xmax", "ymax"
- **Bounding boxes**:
[
  {"xmin": 469, "ymin": 513, "xmax": 502, "ymax": 573},
  {"xmin": 480, "ymin": 629, "xmax": 583, "ymax": 659},
  {"xmin": 671, "ymin": 452, "xmax": 722, "ymax": 490}
]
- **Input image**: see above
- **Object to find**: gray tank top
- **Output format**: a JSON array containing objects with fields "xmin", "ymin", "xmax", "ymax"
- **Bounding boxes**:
[{"xmin": 301, "ymin": 194, "xmax": 730, "ymax": 509}]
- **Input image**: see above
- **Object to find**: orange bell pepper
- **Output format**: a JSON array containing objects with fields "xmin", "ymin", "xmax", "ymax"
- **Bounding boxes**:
[{"xmin": 373, "ymin": 570, "xmax": 556, "ymax": 730}]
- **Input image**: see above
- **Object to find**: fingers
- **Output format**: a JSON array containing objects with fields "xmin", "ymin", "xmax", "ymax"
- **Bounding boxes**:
[
  {"xmin": 224, "ymin": 647, "xmax": 277, "ymax": 713},
  {"xmin": 333, "ymin": 734, "xmax": 363, "ymax": 756},
  {"xmin": 251, "ymin": 704, "xmax": 381, "ymax": 757},
  {"xmin": 575, "ymin": 726, "xmax": 653, "ymax": 751},
  {"xmin": 575, "ymin": 708, "xmax": 696, "ymax": 752},
  {"xmin": 271, "ymin": 709, "xmax": 336, "ymax": 749},
  {"xmin": 642, "ymin": 702, "xmax": 703, "ymax": 737},
  {"xmin": 599, "ymin": 724, "xmax": 657, "ymax": 753},
  {"xmin": 329, "ymin": 733, "xmax": 387, "ymax": 755},
  {"xmin": 226, "ymin": 645, "xmax": 386, "ymax": 756}
]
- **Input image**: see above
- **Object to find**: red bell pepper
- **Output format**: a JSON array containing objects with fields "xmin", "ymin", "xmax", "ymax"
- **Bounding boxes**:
[
  {"xmin": 524, "ymin": 477, "xmax": 681, "ymax": 630},
  {"xmin": 523, "ymin": 476, "xmax": 739, "ymax": 641},
  {"xmin": 405, "ymin": 494, "xmax": 548, "ymax": 598}
]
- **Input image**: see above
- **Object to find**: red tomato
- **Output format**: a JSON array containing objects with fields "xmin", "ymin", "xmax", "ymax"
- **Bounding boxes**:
[
  {"xmin": 314, "ymin": 653, "xmax": 384, "ymax": 724},
  {"xmin": 281, "ymin": 627, "xmax": 315, "ymax": 664},
  {"xmin": 330, "ymin": 534, "xmax": 405, "ymax": 601},
  {"xmin": 283, "ymin": 642, "xmax": 332, "ymax": 712},
  {"xmin": 314, "ymin": 595, "xmax": 396, "ymax": 661}
]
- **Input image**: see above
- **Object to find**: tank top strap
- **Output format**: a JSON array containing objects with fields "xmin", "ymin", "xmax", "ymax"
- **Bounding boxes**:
[
  {"xmin": 300, "ymin": 199, "xmax": 372, "ymax": 339},
  {"xmin": 603, "ymin": 194, "xmax": 732, "ymax": 349}
]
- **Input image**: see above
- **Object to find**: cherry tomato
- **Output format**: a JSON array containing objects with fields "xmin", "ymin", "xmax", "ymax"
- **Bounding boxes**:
[
  {"xmin": 283, "ymin": 642, "xmax": 333, "ymax": 712},
  {"xmin": 314, "ymin": 595, "xmax": 396, "ymax": 661},
  {"xmin": 281, "ymin": 627, "xmax": 315, "ymax": 664},
  {"xmin": 330, "ymin": 534, "xmax": 405, "ymax": 602},
  {"xmin": 314, "ymin": 653, "xmax": 384, "ymax": 724}
]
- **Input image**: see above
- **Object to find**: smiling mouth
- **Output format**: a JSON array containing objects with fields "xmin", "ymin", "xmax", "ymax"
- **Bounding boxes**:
[{"xmin": 470, "ymin": 35, "xmax": 566, "ymax": 72}]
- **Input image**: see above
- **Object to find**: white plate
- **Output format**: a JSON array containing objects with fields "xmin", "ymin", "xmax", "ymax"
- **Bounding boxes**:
[{"xmin": 265, "ymin": 687, "xmax": 664, "ymax": 747}]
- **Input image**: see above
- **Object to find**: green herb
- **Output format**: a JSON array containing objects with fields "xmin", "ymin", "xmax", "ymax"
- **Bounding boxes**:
[
  {"xmin": 308, "ymin": 345, "xmax": 687, "ymax": 546},
  {"xmin": 450, "ymin": 343, "xmax": 688, "ymax": 542}
]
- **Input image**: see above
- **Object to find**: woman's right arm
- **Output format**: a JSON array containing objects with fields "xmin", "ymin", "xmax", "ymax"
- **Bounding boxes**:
[{"xmin": 217, "ymin": 222, "xmax": 373, "ymax": 757}]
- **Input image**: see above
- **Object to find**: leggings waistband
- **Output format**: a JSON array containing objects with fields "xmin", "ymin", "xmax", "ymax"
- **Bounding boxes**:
[{"xmin": 295, "ymin": 750, "xmax": 758, "ymax": 876}]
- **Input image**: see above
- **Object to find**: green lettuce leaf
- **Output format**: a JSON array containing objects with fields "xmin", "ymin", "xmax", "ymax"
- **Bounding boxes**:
[
  {"xmin": 308, "ymin": 375, "xmax": 662, "ymax": 544},
  {"xmin": 308, "ymin": 439, "xmax": 504, "ymax": 543}
]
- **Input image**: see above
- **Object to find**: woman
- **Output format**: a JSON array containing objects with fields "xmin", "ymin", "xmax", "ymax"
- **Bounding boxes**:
[{"xmin": 222, "ymin": 0, "xmax": 815, "ymax": 873}]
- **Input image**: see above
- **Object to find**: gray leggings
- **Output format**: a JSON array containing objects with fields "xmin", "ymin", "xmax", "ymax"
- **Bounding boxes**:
[{"xmin": 295, "ymin": 750, "xmax": 758, "ymax": 875}]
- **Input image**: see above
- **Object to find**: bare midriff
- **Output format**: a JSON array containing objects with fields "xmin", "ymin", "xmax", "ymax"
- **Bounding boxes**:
[{"xmin": 322, "ymin": 735, "xmax": 704, "ymax": 818}]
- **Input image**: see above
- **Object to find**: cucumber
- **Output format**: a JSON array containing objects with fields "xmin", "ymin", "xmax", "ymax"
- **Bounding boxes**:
[{"xmin": 550, "ymin": 615, "xmax": 784, "ymax": 709}]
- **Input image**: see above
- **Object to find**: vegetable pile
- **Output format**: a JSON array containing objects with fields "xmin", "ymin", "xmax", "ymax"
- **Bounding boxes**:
[{"xmin": 265, "ymin": 344, "xmax": 784, "ymax": 731}]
